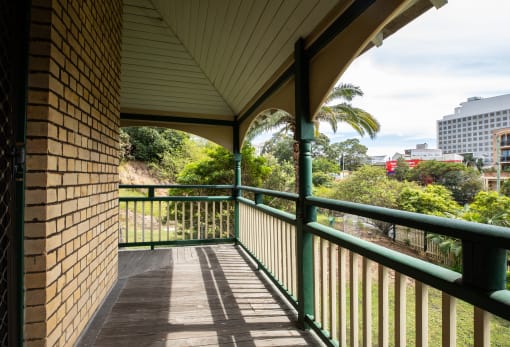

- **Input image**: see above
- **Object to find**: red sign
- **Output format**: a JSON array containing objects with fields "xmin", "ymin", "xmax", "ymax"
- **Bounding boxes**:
[{"xmin": 385, "ymin": 159, "xmax": 421, "ymax": 173}]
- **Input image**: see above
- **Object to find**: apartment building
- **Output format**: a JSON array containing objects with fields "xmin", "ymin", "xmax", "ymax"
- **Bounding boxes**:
[{"xmin": 437, "ymin": 94, "xmax": 510, "ymax": 165}]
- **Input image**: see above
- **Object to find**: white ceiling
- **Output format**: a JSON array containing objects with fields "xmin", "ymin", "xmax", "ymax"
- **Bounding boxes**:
[{"xmin": 120, "ymin": 0, "xmax": 342, "ymax": 119}]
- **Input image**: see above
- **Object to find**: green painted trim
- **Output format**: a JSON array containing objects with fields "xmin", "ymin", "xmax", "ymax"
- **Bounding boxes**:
[
  {"xmin": 305, "ymin": 221, "xmax": 510, "ymax": 321},
  {"xmin": 121, "ymin": 112, "xmax": 235, "ymax": 127},
  {"xmin": 307, "ymin": 0, "xmax": 375, "ymax": 59},
  {"xmin": 304, "ymin": 315, "xmax": 338, "ymax": 347},
  {"xmin": 294, "ymin": 37, "xmax": 315, "ymax": 330},
  {"xmin": 14, "ymin": 1, "xmax": 31, "ymax": 344},
  {"xmin": 238, "ymin": 198, "xmax": 296, "ymax": 224},
  {"xmin": 237, "ymin": 242, "xmax": 298, "ymax": 308},
  {"xmin": 306, "ymin": 196, "xmax": 510, "ymax": 249},
  {"xmin": 233, "ymin": 128, "xmax": 241, "ymax": 241},
  {"xmin": 119, "ymin": 184, "xmax": 234, "ymax": 190},
  {"xmin": 119, "ymin": 238, "xmax": 235, "ymax": 248},
  {"xmin": 238, "ymin": 185, "xmax": 298, "ymax": 201},
  {"xmin": 119, "ymin": 196, "xmax": 233, "ymax": 202},
  {"xmin": 237, "ymin": 64, "xmax": 295, "ymax": 125}
]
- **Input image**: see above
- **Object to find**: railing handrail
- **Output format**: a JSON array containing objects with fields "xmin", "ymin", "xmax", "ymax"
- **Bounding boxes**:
[
  {"xmin": 306, "ymin": 195, "xmax": 510, "ymax": 249},
  {"xmin": 238, "ymin": 197, "xmax": 296, "ymax": 224},
  {"xmin": 238, "ymin": 185, "xmax": 299, "ymax": 201},
  {"xmin": 306, "ymin": 221, "xmax": 510, "ymax": 321},
  {"xmin": 119, "ymin": 196, "xmax": 233, "ymax": 202},
  {"xmin": 119, "ymin": 184, "xmax": 234, "ymax": 190}
]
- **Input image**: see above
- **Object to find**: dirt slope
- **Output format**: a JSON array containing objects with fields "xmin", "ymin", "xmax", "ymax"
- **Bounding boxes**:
[{"xmin": 119, "ymin": 161, "xmax": 170, "ymax": 185}]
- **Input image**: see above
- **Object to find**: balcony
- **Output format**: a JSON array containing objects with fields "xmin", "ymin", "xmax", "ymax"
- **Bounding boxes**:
[{"xmin": 80, "ymin": 185, "xmax": 510, "ymax": 347}]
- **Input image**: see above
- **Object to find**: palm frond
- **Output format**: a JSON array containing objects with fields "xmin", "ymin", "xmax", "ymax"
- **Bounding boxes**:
[
  {"xmin": 246, "ymin": 83, "xmax": 379, "ymax": 142},
  {"xmin": 325, "ymin": 83, "xmax": 364, "ymax": 103}
]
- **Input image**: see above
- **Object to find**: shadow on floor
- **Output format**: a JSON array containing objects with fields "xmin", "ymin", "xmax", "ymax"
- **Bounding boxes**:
[{"xmin": 76, "ymin": 245, "xmax": 321, "ymax": 346}]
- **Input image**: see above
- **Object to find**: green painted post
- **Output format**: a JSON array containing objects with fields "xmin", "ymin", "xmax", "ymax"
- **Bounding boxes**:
[
  {"xmin": 14, "ymin": 2, "xmax": 31, "ymax": 345},
  {"xmin": 295, "ymin": 37, "xmax": 315, "ymax": 329},
  {"xmin": 233, "ymin": 124, "xmax": 241, "ymax": 243},
  {"xmin": 462, "ymin": 241, "xmax": 507, "ymax": 291}
]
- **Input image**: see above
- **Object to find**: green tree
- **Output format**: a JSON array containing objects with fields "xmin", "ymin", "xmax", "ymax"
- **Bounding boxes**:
[
  {"xmin": 398, "ymin": 184, "xmax": 461, "ymax": 217},
  {"xmin": 393, "ymin": 157, "xmax": 410, "ymax": 182},
  {"xmin": 501, "ymin": 179, "xmax": 510, "ymax": 196},
  {"xmin": 333, "ymin": 166, "xmax": 409, "ymax": 208},
  {"xmin": 260, "ymin": 156, "xmax": 295, "ymax": 193},
  {"xmin": 261, "ymin": 133, "xmax": 294, "ymax": 164},
  {"xmin": 247, "ymin": 83, "xmax": 379, "ymax": 191},
  {"xmin": 312, "ymin": 157, "xmax": 338, "ymax": 187},
  {"xmin": 329, "ymin": 138, "xmax": 369, "ymax": 171},
  {"xmin": 177, "ymin": 143, "xmax": 271, "ymax": 188},
  {"xmin": 119, "ymin": 129, "xmax": 132, "ymax": 161},
  {"xmin": 120, "ymin": 127, "xmax": 193, "ymax": 181},
  {"xmin": 462, "ymin": 191, "xmax": 510, "ymax": 226},
  {"xmin": 122, "ymin": 127, "xmax": 188, "ymax": 163},
  {"xmin": 331, "ymin": 165, "xmax": 415, "ymax": 233},
  {"xmin": 407, "ymin": 160, "xmax": 482, "ymax": 204}
]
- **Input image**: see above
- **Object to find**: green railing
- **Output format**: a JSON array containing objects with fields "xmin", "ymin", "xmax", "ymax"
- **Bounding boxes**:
[
  {"xmin": 118, "ymin": 184, "xmax": 510, "ymax": 346},
  {"xmin": 236, "ymin": 187, "xmax": 510, "ymax": 347},
  {"xmin": 118, "ymin": 184, "xmax": 235, "ymax": 248}
]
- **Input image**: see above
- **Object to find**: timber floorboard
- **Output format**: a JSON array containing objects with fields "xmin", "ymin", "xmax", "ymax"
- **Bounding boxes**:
[{"xmin": 77, "ymin": 245, "xmax": 322, "ymax": 346}]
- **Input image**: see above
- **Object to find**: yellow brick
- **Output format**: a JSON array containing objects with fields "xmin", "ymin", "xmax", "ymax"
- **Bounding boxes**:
[
  {"xmin": 47, "ymin": 172, "xmax": 62, "ymax": 187},
  {"xmin": 63, "ymin": 173, "xmax": 78, "ymax": 185},
  {"xmin": 65, "ymin": 241, "xmax": 74, "ymax": 255},
  {"xmin": 25, "ymin": 189, "xmax": 48, "ymax": 205},
  {"xmin": 47, "ymin": 139, "xmax": 62, "ymax": 157},
  {"xmin": 24, "ymin": 239, "xmax": 45, "ymax": 255},
  {"xmin": 25, "ymin": 305, "xmax": 46, "ymax": 323},
  {"xmin": 24, "ymin": 321, "xmax": 46, "ymax": 340},
  {"xmin": 26, "ymin": 155, "xmax": 49, "ymax": 171},
  {"xmin": 62, "ymin": 226, "xmax": 77, "ymax": 244},
  {"xmin": 25, "ymin": 271, "xmax": 46, "ymax": 289},
  {"xmin": 26, "ymin": 139, "xmax": 48, "ymax": 154},
  {"xmin": 45, "ymin": 264, "xmax": 62, "ymax": 286},
  {"xmin": 62, "ymin": 199, "xmax": 77, "ymax": 215},
  {"xmin": 61, "ymin": 252, "xmax": 77, "ymax": 273},
  {"xmin": 46, "ymin": 233, "xmax": 62, "ymax": 253},
  {"xmin": 24, "ymin": 255, "xmax": 47, "ymax": 272},
  {"xmin": 27, "ymin": 121, "xmax": 48, "ymax": 137}
]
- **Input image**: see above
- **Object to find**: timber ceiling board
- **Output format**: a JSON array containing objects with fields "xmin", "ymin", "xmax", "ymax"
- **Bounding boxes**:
[
  {"xmin": 121, "ymin": 0, "xmax": 235, "ymax": 118},
  {"xmin": 121, "ymin": 0, "xmax": 340, "ymax": 119}
]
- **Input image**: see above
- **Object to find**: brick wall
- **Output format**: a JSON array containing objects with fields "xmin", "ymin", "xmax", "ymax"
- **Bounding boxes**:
[{"xmin": 25, "ymin": 0, "xmax": 122, "ymax": 345}]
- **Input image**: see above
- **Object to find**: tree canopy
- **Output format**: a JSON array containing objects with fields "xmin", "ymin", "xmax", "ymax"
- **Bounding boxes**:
[
  {"xmin": 177, "ymin": 143, "xmax": 271, "ymax": 187},
  {"xmin": 462, "ymin": 191, "xmax": 510, "ymax": 226},
  {"xmin": 398, "ymin": 184, "xmax": 461, "ymax": 217},
  {"xmin": 406, "ymin": 160, "xmax": 482, "ymax": 204}
]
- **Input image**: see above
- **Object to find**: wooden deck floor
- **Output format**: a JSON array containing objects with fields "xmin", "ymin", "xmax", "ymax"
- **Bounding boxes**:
[{"xmin": 77, "ymin": 245, "xmax": 322, "ymax": 346}]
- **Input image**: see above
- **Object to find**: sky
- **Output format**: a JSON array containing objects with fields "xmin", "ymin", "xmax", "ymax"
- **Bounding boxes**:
[
  {"xmin": 256, "ymin": 0, "xmax": 510, "ymax": 157},
  {"xmin": 331, "ymin": 0, "xmax": 510, "ymax": 156}
]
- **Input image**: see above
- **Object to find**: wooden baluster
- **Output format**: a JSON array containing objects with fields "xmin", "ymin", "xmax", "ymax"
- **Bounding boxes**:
[
  {"xmin": 350, "ymin": 252, "xmax": 359, "ymax": 347},
  {"xmin": 378, "ymin": 265, "xmax": 389, "ymax": 347},
  {"xmin": 395, "ymin": 272, "xmax": 407, "ymax": 347},
  {"xmin": 416, "ymin": 281, "xmax": 429, "ymax": 347}
]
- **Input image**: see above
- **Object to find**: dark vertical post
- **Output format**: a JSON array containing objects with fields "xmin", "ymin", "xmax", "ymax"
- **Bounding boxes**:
[
  {"xmin": 233, "ymin": 124, "xmax": 241, "ymax": 242},
  {"xmin": 462, "ymin": 241, "xmax": 507, "ymax": 291},
  {"xmin": 295, "ymin": 38, "xmax": 315, "ymax": 329},
  {"xmin": 12, "ymin": 1, "xmax": 31, "ymax": 345}
]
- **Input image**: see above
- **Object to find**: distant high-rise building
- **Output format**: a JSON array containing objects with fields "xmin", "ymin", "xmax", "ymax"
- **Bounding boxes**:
[{"xmin": 437, "ymin": 94, "xmax": 510, "ymax": 165}]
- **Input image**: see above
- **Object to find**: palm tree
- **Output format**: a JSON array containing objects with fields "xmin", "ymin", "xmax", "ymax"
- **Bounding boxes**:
[
  {"xmin": 247, "ymin": 83, "xmax": 379, "ymax": 140},
  {"xmin": 246, "ymin": 83, "xmax": 379, "ymax": 191}
]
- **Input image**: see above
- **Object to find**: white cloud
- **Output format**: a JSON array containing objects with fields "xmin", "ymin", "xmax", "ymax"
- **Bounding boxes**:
[{"xmin": 339, "ymin": 0, "xmax": 510, "ymax": 155}]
